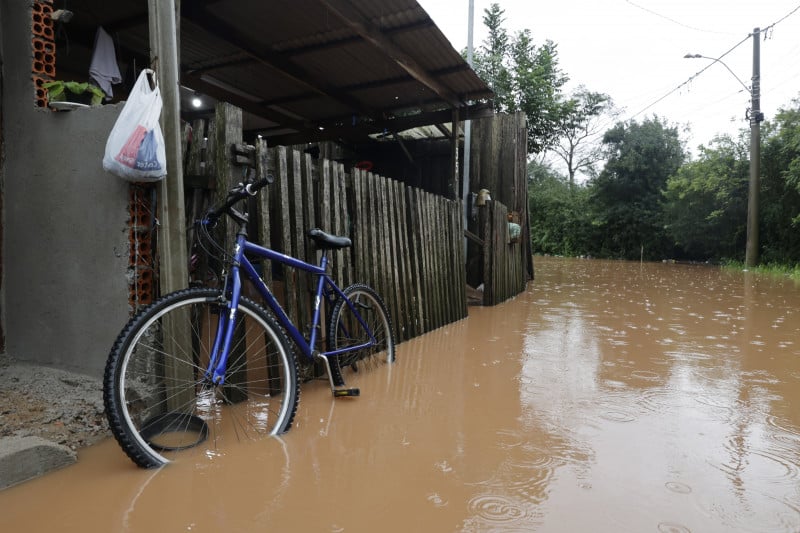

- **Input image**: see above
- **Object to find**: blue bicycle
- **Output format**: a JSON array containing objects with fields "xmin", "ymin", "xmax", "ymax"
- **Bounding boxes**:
[{"xmin": 104, "ymin": 175, "xmax": 396, "ymax": 468}]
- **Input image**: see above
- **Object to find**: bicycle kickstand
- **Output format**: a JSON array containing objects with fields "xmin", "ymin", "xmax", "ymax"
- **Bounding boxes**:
[{"xmin": 314, "ymin": 351, "xmax": 360, "ymax": 398}]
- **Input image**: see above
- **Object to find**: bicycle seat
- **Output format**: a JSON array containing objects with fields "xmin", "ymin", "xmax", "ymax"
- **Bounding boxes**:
[{"xmin": 307, "ymin": 228, "xmax": 352, "ymax": 250}]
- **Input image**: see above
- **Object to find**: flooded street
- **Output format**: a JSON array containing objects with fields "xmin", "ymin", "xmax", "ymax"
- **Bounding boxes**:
[{"xmin": 3, "ymin": 256, "xmax": 800, "ymax": 532}]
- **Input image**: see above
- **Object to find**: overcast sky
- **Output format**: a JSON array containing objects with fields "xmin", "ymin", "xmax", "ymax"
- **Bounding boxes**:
[{"xmin": 418, "ymin": 0, "xmax": 800, "ymax": 159}]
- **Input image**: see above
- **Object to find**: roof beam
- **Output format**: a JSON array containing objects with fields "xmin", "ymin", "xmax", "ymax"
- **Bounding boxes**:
[
  {"xmin": 256, "ymin": 65, "xmax": 476, "ymax": 107},
  {"xmin": 259, "ymin": 102, "xmax": 494, "ymax": 146},
  {"xmin": 182, "ymin": 72, "xmax": 302, "ymax": 125},
  {"xmin": 317, "ymin": 0, "xmax": 464, "ymax": 108}
]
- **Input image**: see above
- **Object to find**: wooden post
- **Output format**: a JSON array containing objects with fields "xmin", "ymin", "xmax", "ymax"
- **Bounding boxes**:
[
  {"xmin": 148, "ymin": 0, "xmax": 190, "ymax": 411},
  {"xmin": 148, "ymin": 0, "xmax": 188, "ymax": 295},
  {"xmin": 256, "ymin": 139, "xmax": 272, "ymax": 286},
  {"xmin": 450, "ymin": 108, "xmax": 460, "ymax": 201},
  {"xmin": 289, "ymin": 150, "xmax": 309, "ymax": 332}
]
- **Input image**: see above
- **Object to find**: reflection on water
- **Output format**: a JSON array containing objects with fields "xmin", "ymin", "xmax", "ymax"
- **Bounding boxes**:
[
  {"xmin": 521, "ymin": 257, "xmax": 800, "ymax": 532},
  {"xmin": 2, "ymin": 256, "xmax": 799, "ymax": 532}
]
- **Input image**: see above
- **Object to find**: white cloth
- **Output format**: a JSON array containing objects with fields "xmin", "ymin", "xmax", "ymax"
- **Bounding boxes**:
[{"xmin": 89, "ymin": 27, "xmax": 122, "ymax": 99}]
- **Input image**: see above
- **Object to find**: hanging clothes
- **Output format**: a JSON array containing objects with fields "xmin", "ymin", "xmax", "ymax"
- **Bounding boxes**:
[{"xmin": 89, "ymin": 26, "xmax": 122, "ymax": 99}]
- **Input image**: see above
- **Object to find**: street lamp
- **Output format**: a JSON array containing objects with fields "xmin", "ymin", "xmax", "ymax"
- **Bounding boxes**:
[
  {"xmin": 684, "ymin": 31, "xmax": 763, "ymax": 267},
  {"xmin": 683, "ymin": 54, "xmax": 751, "ymax": 94}
]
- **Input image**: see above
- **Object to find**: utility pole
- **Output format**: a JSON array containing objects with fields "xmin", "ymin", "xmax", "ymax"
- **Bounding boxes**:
[
  {"xmin": 463, "ymin": 0, "xmax": 474, "ymax": 242},
  {"xmin": 745, "ymin": 27, "xmax": 763, "ymax": 268}
]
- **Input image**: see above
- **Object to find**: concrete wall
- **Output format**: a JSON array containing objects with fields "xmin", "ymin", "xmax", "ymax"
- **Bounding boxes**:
[{"xmin": 1, "ymin": 0, "xmax": 131, "ymax": 377}]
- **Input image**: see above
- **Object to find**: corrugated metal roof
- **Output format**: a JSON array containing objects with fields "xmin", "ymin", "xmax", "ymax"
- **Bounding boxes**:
[{"xmin": 59, "ymin": 0, "xmax": 493, "ymax": 145}]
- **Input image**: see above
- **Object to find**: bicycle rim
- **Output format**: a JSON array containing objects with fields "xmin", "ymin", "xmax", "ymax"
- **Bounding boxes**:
[
  {"xmin": 104, "ymin": 288, "xmax": 299, "ymax": 468},
  {"xmin": 328, "ymin": 284, "xmax": 395, "ymax": 385}
]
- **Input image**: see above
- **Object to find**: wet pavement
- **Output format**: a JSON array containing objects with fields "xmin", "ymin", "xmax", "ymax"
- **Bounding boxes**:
[{"xmin": 2, "ymin": 256, "xmax": 800, "ymax": 532}]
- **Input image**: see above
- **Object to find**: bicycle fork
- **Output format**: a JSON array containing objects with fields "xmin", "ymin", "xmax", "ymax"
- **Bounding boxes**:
[{"xmin": 205, "ymin": 242, "xmax": 247, "ymax": 385}]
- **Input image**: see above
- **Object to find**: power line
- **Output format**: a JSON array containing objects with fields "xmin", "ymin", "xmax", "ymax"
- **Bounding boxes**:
[
  {"xmin": 763, "ymin": 3, "xmax": 800, "ymax": 32},
  {"xmin": 623, "ymin": 3, "xmax": 800, "ymax": 124},
  {"xmin": 623, "ymin": 0, "xmax": 736, "ymax": 35},
  {"xmin": 626, "ymin": 34, "xmax": 751, "ymax": 121}
]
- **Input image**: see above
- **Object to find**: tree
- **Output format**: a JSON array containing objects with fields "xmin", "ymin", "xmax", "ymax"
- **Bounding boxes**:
[
  {"xmin": 472, "ymin": 3, "xmax": 569, "ymax": 154},
  {"xmin": 759, "ymin": 100, "xmax": 800, "ymax": 263},
  {"xmin": 590, "ymin": 116, "xmax": 685, "ymax": 260},
  {"xmin": 528, "ymin": 160, "xmax": 594, "ymax": 256},
  {"xmin": 662, "ymin": 134, "xmax": 749, "ymax": 260},
  {"xmin": 551, "ymin": 87, "xmax": 616, "ymax": 188}
]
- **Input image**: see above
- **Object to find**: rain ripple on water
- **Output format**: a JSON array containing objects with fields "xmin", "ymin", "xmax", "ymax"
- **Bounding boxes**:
[{"xmin": 466, "ymin": 494, "xmax": 530, "ymax": 527}]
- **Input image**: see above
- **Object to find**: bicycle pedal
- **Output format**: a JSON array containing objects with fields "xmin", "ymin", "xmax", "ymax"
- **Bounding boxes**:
[{"xmin": 332, "ymin": 388, "xmax": 360, "ymax": 398}]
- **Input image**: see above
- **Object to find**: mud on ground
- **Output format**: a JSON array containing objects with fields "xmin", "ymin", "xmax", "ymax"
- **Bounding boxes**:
[{"xmin": 0, "ymin": 353, "xmax": 109, "ymax": 451}]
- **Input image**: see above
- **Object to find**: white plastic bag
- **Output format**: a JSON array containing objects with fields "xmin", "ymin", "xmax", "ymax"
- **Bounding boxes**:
[{"xmin": 103, "ymin": 69, "xmax": 167, "ymax": 181}]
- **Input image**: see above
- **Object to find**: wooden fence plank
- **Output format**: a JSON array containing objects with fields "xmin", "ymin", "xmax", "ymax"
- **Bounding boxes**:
[
  {"xmin": 438, "ymin": 195, "xmax": 449, "ymax": 327},
  {"xmin": 302, "ymin": 152, "xmax": 316, "ymax": 265},
  {"xmin": 336, "ymin": 165, "xmax": 352, "ymax": 288},
  {"xmin": 330, "ymin": 163, "xmax": 344, "ymax": 287},
  {"xmin": 405, "ymin": 186, "xmax": 424, "ymax": 335},
  {"xmin": 273, "ymin": 146, "xmax": 297, "ymax": 326},
  {"xmin": 351, "ymin": 169, "xmax": 364, "ymax": 283},
  {"xmin": 393, "ymin": 179, "xmax": 411, "ymax": 340},
  {"xmin": 442, "ymin": 200, "xmax": 456, "ymax": 323},
  {"xmin": 368, "ymin": 174, "xmax": 382, "ymax": 297},
  {"xmin": 454, "ymin": 200, "xmax": 467, "ymax": 317},
  {"xmin": 378, "ymin": 175, "xmax": 398, "ymax": 333},
  {"xmin": 289, "ymin": 150, "xmax": 310, "ymax": 333},
  {"xmin": 415, "ymin": 189, "xmax": 430, "ymax": 332},
  {"xmin": 446, "ymin": 199, "xmax": 455, "ymax": 321},
  {"xmin": 427, "ymin": 192, "xmax": 441, "ymax": 330},
  {"xmin": 256, "ymin": 140, "xmax": 272, "ymax": 286},
  {"xmin": 432, "ymin": 195, "xmax": 444, "ymax": 328},
  {"xmin": 376, "ymin": 174, "xmax": 390, "ymax": 309}
]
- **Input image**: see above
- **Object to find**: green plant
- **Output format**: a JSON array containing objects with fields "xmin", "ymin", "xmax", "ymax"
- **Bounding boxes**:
[{"xmin": 42, "ymin": 80, "xmax": 105, "ymax": 106}]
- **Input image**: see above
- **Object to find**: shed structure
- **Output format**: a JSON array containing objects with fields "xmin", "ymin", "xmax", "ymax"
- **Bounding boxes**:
[{"xmin": 0, "ymin": 0, "xmax": 530, "ymax": 377}]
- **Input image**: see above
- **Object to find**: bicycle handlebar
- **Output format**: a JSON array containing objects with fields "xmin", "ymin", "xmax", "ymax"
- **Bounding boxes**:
[{"xmin": 203, "ymin": 174, "xmax": 273, "ymax": 225}]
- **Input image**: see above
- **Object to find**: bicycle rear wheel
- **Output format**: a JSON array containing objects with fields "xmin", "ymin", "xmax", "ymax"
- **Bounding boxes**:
[
  {"xmin": 104, "ymin": 288, "xmax": 299, "ymax": 468},
  {"xmin": 327, "ymin": 284, "xmax": 395, "ymax": 386}
]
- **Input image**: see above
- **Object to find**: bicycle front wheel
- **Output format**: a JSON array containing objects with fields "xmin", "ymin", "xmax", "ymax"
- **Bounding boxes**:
[
  {"xmin": 104, "ymin": 288, "xmax": 299, "ymax": 468},
  {"xmin": 328, "ymin": 284, "xmax": 396, "ymax": 386}
]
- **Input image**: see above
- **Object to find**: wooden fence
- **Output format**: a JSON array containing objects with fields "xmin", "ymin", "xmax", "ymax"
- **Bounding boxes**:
[
  {"xmin": 267, "ymin": 146, "xmax": 468, "ymax": 344},
  {"xmin": 183, "ymin": 105, "xmax": 467, "ymax": 357},
  {"xmin": 468, "ymin": 112, "xmax": 534, "ymax": 282},
  {"xmin": 481, "ymin": 200, "xmax": 527, "ymax": 305},
  {"xmin": 176, "ymin": 102, "xmax": 532, "ymax": 378}
]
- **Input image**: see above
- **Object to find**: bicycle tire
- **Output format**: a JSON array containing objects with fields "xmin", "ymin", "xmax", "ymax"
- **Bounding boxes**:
[
  {"xmin": 327, "ymin": 284, "xmax": 396, "ymax": 388},
  {"xmin": 103, "ymin": 287, "xmax": 299, "ymax": 468}
]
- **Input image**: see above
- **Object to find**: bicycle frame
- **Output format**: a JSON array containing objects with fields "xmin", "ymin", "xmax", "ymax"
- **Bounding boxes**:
[{"xmin": 206, "ymin": 228, "xmax": 377, "ymax": 385}]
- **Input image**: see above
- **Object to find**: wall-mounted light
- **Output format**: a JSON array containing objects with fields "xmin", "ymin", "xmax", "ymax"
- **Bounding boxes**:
[{"xmin": 191, "ymin": 92, "xmax": 202, "ymax": 108}]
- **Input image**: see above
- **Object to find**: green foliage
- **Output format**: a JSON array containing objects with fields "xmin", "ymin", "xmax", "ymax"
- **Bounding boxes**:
[
  {"xmin": 472, "ymin": 3, "xmax": 569, "ymax": 154},
  {"xmin": 759, "ymin": 101, "xmax": 800, "ymax": 263},
  {"xmin": 722, "ymin": 260, "xmax": 800, "ymax": 282},
  {"xmin": 590, "ymin": 116, "xmax": 685, "ymax": 260},
  {"xmin": 662, "ymin": 134, "xmax": 749, "ymax": 260},
  {"xmin": 527, "ymin": 160, "xmax": 595, "ymax": 256},
  {"xmin": 43, "ymin": 80, "xmax": 105, "ymax": 106},
  {"xmin": 527, "ymin": 92, "xmax": 800, "ymax": 268}
]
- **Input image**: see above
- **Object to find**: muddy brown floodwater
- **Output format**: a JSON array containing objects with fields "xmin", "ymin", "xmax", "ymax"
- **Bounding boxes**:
[{"xmin": 3, "ymin": 256, "xmax": 800, "ymax": 532}]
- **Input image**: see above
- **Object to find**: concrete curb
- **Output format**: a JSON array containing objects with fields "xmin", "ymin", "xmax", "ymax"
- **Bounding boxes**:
[{"xmin": 0, "ymin": 436, "xmax": 77, "ymax": 490}]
